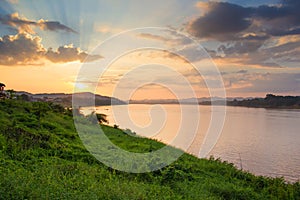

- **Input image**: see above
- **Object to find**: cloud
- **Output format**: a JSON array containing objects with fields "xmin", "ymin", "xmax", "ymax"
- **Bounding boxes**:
[
  {"xmin": 188, "ymin": 0, "xmax": 300, "ymax": 41},
  {"xmin": 188, "ymin": 2, "xmax": 253, "ymax": 41},
  {"xmin": 137, "ymin": 30, "xmax": 211, "ymax": 62},
  {"xmin": 0, "ymin": 12, "xmax": 77, "ymax": 34},
  {"xmin": 137, "ymin": 32, "xmax": 193, "ymax": 46},
  {"xmin": 7, "ymin": 0, "xmax": 18, "ymax": 4},
  {"xmin": 0, "ymin": 13, "xmax": 36, "ymax": 34},
  {"xmin": 214, "ymin": 54, "xmax": 282, "ymax": 68},
  {"xmin": 0, "ymin": 33, "xmax": 102, "ymax": 66},
  {"xmin": 218, "ymin": 39, "xmax": 265, "ymax": 55},
  {"xmin": 226, "ymin": 73, "xmax": 300, "ymax": 94},
  {"xmin": 38, "ymin": 19, "xmax": 77, "ymax": 33},
  {"xmin": 215, "ymin": 38, "xmax": 300, "ymax": 68},
  {"xmin": 236, "ymin": 70, "xmax": 248, "ymax": 74},
  {"xmin": 187, "ymin": 0, "xmax": 300, "ymax": 67},
  {"xmin": 137, "ymin": 33, "xmax": 169, "ymax": 42},
  {"xmin": 94, "ymin": 24, "xmax": 122, "ymax": 34},
  {"xmin": 128, "ymin": 49, "xmax": 190, "ymax": 64},
  {"xmin": 264, "ymin": 40, "xmax": 300, "ymax": 62},
  {"xmin": 45, "ymin": 45, "xmax": 102, "ymax": 63},
  {"xmin": 0, "ymin": 33, "xmax": 44, "ymax": 65}
]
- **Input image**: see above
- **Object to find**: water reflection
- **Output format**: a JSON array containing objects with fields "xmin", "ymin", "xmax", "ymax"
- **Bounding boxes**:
[{"xmin": 82, "ymin": 105, "xmax": 300, "ymax": 182}]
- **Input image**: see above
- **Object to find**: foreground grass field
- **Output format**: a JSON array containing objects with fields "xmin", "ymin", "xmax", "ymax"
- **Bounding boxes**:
[{"xmin": 0, "ymin": 99, "xmax": 299, "ymax": 199}]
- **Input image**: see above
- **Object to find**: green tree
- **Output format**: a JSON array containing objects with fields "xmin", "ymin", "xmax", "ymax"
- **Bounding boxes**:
[
  {"xmin": 6, "ymin": 89, "xmax": 15, "ymax": 99},
  {"xmin": 96, "ymin": 113, "xmax": 109, "ymax": 124}
]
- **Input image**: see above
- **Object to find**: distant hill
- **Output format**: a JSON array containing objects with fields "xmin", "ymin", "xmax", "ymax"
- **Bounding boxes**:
[
  {"xmin": 14, "ymin": 91, "xmax": 126, "ymax": 107},
  {"xmin": 227, "ymin": 94, "xmax": 300, "ymax": 109},
  {"xmin": 13, "ymin": 92, "xmax": 300, "ymax": 109},
  {"xmin": 129, "ymin": 94, "xmax": 300, "ymax": 109},
  {"xmin": 129, "ymin": 97, "xmax": 251, "ymax": 105}
]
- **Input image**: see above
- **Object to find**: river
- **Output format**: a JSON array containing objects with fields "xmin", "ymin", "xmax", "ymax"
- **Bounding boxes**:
[{"xmin": 82, "ymin": 104, "xmax": 300, "ymax": 182}]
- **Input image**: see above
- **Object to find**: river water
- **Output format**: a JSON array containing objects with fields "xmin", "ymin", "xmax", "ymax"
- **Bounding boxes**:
[{"xmin": 83, "ymin": 104, "xmax": 300, "ymax": 182}]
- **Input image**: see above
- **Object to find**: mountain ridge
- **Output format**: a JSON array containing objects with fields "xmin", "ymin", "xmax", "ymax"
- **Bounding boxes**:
[{"xmin": 14, "ymin": 91, "xmax": 126, "ymax": 107}]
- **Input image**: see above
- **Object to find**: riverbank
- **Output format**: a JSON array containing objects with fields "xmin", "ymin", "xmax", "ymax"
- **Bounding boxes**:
[
  {"xmin": 0, "ymin": 99, "xmax": 299, "ymax": 199},
  {"xmin": 93, "ymin": 104, "xmax": 300, "ymax": 182}
]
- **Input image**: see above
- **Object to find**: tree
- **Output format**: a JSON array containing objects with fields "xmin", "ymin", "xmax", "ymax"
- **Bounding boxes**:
[
  {"xmin": 6, "ymin": 89, "xmax": 16, "ymax": 99},
  {"xmin": 265, "ymin": 94, "xmax": 276, "ymax": 99},
  {"xmin": 0, "ymin": 82, "xmax": 5, "ymax": 91},
  {"xmin": 0, "ymin": 83, "xmax": 6, "ymax": 99},
  {"xmin": 18, "ymin": 94, "xmax": 31, "ymax": 101},
  {"xmin": 96, "ymin": 113, "xmax": 109, "ymax": 124}
]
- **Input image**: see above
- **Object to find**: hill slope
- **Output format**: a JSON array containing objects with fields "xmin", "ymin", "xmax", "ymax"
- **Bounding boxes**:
[
  {"xmin": 0, "ymin": 99, "xmax": 299, "ymax": 199},
  {"xmin": 14, "ymin": 91, "xmax": 126, "ymax": 107}
]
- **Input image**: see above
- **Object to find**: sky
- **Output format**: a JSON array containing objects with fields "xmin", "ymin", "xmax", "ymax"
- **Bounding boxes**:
[{"xmin": 0, "ymin": 0, "xmax": 299, "ymax": 99}]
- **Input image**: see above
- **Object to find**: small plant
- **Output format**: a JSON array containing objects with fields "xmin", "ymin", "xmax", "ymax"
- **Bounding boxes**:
[
  {"xmin": 6, "ymin": 89, "xmax": 16, "ymax": 99},
  {"xmin": 96, "ymin": 113, "xmax": 109, "ymax": 124},
  {"xmin": 123, "ymin": 128, "xmax": 136, "ymax": 136},
  {"xmin": 113, "ymin": 124, "xmax": 119, "ymax": 129}
]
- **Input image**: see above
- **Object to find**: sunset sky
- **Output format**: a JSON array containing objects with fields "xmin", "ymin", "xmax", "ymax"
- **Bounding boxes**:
[{"xmin": 0, "ymin": 0, "xmax": 299, "ymax": 100}]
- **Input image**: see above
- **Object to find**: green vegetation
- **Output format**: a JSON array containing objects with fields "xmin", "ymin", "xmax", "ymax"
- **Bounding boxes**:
[
  {"xmin": 95, "ymin": 113, "xmax": 109, "ymax": 124},
  {"xmin": 0, "ymin": 99, "xmax": 299, "ymax": 199},
  {"xmin": 227, "ymin": 94, "xmax": 300, "ymax": 109}
]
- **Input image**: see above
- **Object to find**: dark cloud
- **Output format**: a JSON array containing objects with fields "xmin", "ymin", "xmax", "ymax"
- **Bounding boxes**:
[
  {"xmin": 218, "ymin": 38, "xmax": 266, "ymax": 55},
  {"xmin": 226, "ymin": 73, "xmax": 300, "ymax": 94},
  {"xmin": 188, "ymin": 0, "xmax": 300, "ymax": 67},
  {"xmin": 236, "ymin": 70, "xmax": 248, "ymax": 74},
  {"xmin": 0, "ymin": 33, "xmax": 102, "ymax": 66},
  {"xmin": 188, "ymin": 2, "xmax": 252, "ymax": 41},
  {"xmin": 267, "ymin": 28, "xmax": 300, "ymax": 37},
  {"xmin": 38, "ymin": 20, "xmax": 77, "ymax": 33},
  {"xmin": 0, "ymin": 13, "xmax": 77, "ymax": 34},
  {"xmin": 204, "ymin": 48, "xmax": 219, "ymax": 59},
  {"xmin": 220, "ymin": 40, "xmax": 300, "ymax": 67},
  {"xmin": 188, "ymin": 0, "xmax": 300, "ymax": 40},
  {"xmin": 264, "ymin": 41, "xmax": 300, "ymax": 63},
  {"xmin": 0, "ymin": 13, "xmax": 36, "ymax": 33},
  {"xmin": 0, "ymin": 33, "xmax": 44, "ymax": 65},
  {"xmin": 254, "ymin": 5, "xmax": 288, "ymax": 20}
]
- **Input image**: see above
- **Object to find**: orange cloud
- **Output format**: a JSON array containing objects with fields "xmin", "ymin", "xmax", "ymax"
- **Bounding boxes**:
[
  {"xmin": 94, "ymin": 24, "xmax": 123, "ymax": 34},
  {"xmin": 45, "ymin": 44, "xmax": 102, "ymax": 63}
]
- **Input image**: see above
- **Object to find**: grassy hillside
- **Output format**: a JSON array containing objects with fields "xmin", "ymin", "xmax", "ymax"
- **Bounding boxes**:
[{"xmin": 0, "ymin": 99, "xmax": 299, "ymax": 199}]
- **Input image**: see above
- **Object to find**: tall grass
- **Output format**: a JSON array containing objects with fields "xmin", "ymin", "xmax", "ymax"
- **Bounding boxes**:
[{"xmin": 0, "ymin": 99, "xmax": 299, "ymax": 199}]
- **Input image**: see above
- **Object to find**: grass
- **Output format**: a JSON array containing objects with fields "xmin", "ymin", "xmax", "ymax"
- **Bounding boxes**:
[{"xmin": 0, "ymin": 99, "xmax": 299, "ymax": 199}]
